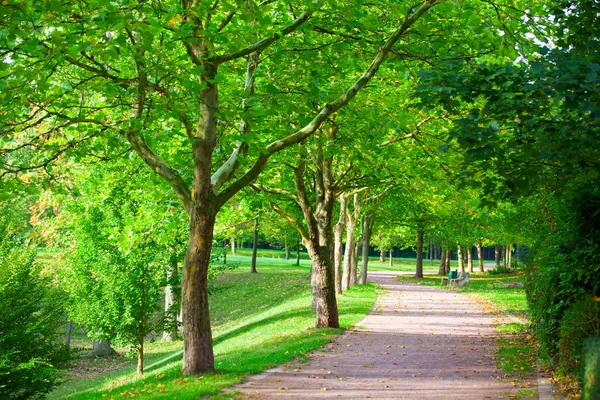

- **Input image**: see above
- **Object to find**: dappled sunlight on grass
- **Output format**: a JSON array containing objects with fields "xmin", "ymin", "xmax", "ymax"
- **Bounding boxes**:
[{"xmin": 49, "ymin": 262, "xmax": 377, "ymax": 400}]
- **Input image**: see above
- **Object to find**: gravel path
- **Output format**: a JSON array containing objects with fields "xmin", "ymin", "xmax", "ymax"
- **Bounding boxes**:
[{"xmin": 229, "ymin": 271, "xmax": 518, "ymax": 399}]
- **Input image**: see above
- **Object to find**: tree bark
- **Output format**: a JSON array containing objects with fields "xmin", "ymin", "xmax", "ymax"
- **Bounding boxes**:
[
  {"xmin": 415, "ymin": 229, "xmax": 424, "ymax": 278},
  {"xmin": 457, "ymin": 245, "xmax": 464, "ymax": 273},
  {"xmin": 438, "ymin": 250, "xmax": 447, "ymax": 275},
  {"xmin": 342, "ymin": 194, "xmax": 359, "ymax": 290},
  {"xmin": 334, "ymin": 194, "xmax": 348, "ymax": 294},
  {"xmin": 231, "ymin": 237, "xmax": 236, "ymax": 255},
  {"xmin": 446, "ymin": 250, "xmax": 451, "ymax": 274},
  {"xmin": 467, "ymin": 246, "xmax": 473, "ymax": 272},
  {"xmin": 359, "ymin": 213, "xmax": 374, "ymax": 285},
  {"xmin": 296, "ymin": 237, "xmax": 300, "ymax": 266},
  {"xmin": 495, "ymin": 245, "xmax": 501, "ymax": 268},
  {"xmin": 251, "ymin": 217, "xmax": 258, "ymax": 273},
  {"xmin": 477, "ymin": 239, "xmax": 484, "ymax": 272},
  {"xmin": 351, "ymin": 239, "xmax": 359, "ymax": 286},
  {"xmin": 285, "ymin": 242, "xmax": 290, "ymax": 260},
  {"xmin": 379, "ymin": 250, "xmax": 385, "ymax": 263},
  {"xmin": 389, "ymin": 248, "xmax": 393, "ymax": 266},
  {"xmin": 92, "ymin": 340, "xmax": 116, "ymax": 357},
  {"xmin": 163, "ymin": 256, "xmax": 179, "ymax": 342},
  {"xmin": 137, "ymin": 335, "xmax": 144, "ymax": 375},
  {"xmin": 65, "ymin": 321, "xmax": 72, "ymax": 351}
]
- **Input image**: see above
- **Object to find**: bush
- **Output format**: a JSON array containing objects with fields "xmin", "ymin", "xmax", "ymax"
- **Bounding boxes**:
[
  {"xmin": 0, "ymin": 235, "xmax": 66, "ymax": 399},
  {"xmin": 583, "ymin": 338, "xmax": 600, "ymax": 400},
  {"xmin": 487, "ymin": 265, "xmax": 514, "ymax": 275},
  {"xmin": 558, "ymin": 296, "xmax": 600, "ymax": 377}
]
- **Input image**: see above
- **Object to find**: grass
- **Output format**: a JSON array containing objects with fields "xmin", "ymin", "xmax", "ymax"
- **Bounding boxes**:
[
  {"xmin": 50, "ymin": 258, "xmax": 378, "ymax": 400},
  {"xmin": 396, "ymin": 270, "xmax": 537, "ymax": 399}
]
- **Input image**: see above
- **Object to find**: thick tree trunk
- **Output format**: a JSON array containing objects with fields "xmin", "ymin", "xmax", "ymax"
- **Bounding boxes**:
[
  {"xmin": 446, "ymin": 250, "xmax": 451, "ymax": 274},
  {"xmin": 163, "ymin": 257, "xmax": 179, "ymax": 342},
  {"xmin": 457, "ymin": 245, "xmax": 464, "ymax": 273},
  {"xmin": 251, "ymin": 218, "xmax": 258, "ymax": 273},
  {"xmin": 415, "ymin": 229, "xmax": 424, "ymax": 278},
  {"xmin": 467, "ymin": 246, "xmax": 473, "ymax": 272},
  {"xmin": 307, "ymin": 245, "xmax": 339, "ymax": 328},
  {"xmin": 389, "ymin": 248, "xmax": 393, "ymax": 266},
  {"xmin": 92, "ymin": 340, "xmax": 116, "ymax": 357},
  {"xmin": 359, "ymin": 214, "xmax": 374, "ymax": 285},
  {"xmin": 379, "ymin": 250, "xmax": 385, "ymax": 263},
  {"xmin": 438, "ymin": 250, "xmax": 447, "ymax": 275},
  {"xmin": 508, "ymin": 245, "xmax": 512, "ymax": 268},
  {"xmin": 285, "ymin": 242, "xmax": 290, "ymax": 260},
  {"xmin": 231, "ymin": 237, "xmax": 236, "ymax": 255},
  {"xmin": 477, "ymin": 239, "xmax": 484, "ymax": 272},
  {"xmin": 334, "ymin": 194, "xmax": 348, "ymax": 295},
  {"xmin": 495, "ymin": 245, "xmax": 501, "ymax": 268}
]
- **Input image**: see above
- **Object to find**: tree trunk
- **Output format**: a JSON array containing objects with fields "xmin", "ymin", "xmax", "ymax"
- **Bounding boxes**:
[
  {"xmin": 285, "ymin": 242, "xmax": 290, "ymax": 260},
  {"xmin": 351, "ymin": 239, "xmax": 359, "ymax": 286},
  {"xmin": 334, "ymin": 194, "xmax": 348, "ymax": 295},
  {"xmin": 307, "ymin": 244, "xmax": 339, "ymax": 328},
  {"xmin": 389, "ymin": 248, "xmax": 393, "ymax": 266},
  {"xmin": 310, "ymin": 262, "xmax": 318, "ymax": 312},
  {"xmin": 415, "ymin": 229, "xmax": 424, "ymax": 278},
  {"xmin": 137, "ymin": 336, "xmax": 144, "ymax": 375},
  {"xmin": 296, "ymin": 238, "xmax": 300, "ymax": 266},
  {"xmin": 457, "ymin": 245, "xmax": 464, "ymax": 273},
  {"xmin": 359, "ymin": 214, "xmax": 374, "ymax": 285},
  {"xmin": 163, "ymin": 257, "xmax": 179, "ymax": 342},
  {"xmin": 477, "ymin": 239, "xmax": 484, "ymax": 272},
  {"xmin": 343, "ymin": 193, "xmax": 360, "ymax": 289},
  {"xmin": 231, "ymin": 237, "xmax": 236, "ymax": 255},
  {"xmin": 379, "ymin": 250, "xmax": 385, "ymax": 263},
  {"xmin": 495, "ymin": 245, "xmax": 501, "ymax": 268},
  {"xmin": 438, "ymin": 250, "xmax": 447, "ymax": 275},
  {"xmin": 65, "ymin": 321, "xmax": 72, "ymax": 351},
  {"xmin": 467, "ymin": 246, "xmax": 473, "ymax": 272},
  {"xmin": 92, "ymin": 340, "xmax": 116, "ymax": 357},
  {"xmin": 251, "ymin": 218, "xmax": 258, "ymax": 273},
  {"xmin": 182, "ymin": 200, "xmax": 217, "ymax": 374},
  {"xmin": 342, "ymin": 220, "xmax": 356, "ymax": 290},
  {"xmin": 508, "ymin": 245, "xmax": 512, "ymax": 268},
  {"xmin": 446, "ymin": 250, "xmax": 451, "ymax": 274}
]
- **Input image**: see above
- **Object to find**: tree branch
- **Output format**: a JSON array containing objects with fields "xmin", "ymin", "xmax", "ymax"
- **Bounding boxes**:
[{"xmin": 214, "ymin": 11, "xmax": 312, "ymax": 64}]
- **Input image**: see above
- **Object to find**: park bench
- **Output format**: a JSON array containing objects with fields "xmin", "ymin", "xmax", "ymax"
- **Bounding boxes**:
[
  {"xmin": 450, "ymin": 272, "xmax": 469, "ymax": 287},
  {"xmin": 441, "ymin": 270, "xmax": 469, "ymax": 287}
]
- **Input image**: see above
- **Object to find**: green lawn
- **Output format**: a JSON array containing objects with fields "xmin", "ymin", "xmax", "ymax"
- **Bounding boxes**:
[{"xmin": 50, "ymin": 258, "xmax": 378, "ymax": 400}]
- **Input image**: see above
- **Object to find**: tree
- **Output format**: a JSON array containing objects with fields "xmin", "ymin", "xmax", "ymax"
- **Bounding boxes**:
[
  {"xmin": 0, "ymin": 233, "xmax": 65, "ymax": 399},
  {"xmin": 0, "ymin": 0, "xmax": 537, "ymax": 374},
  {"xmin": 60, "ymin": 165, "xmax": 177, "ymax": 375}
]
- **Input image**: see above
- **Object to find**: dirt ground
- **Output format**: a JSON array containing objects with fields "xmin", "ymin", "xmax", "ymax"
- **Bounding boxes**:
[{"xmin": 228, "ymin": 271, "xmax": 520, "ymax": 399}]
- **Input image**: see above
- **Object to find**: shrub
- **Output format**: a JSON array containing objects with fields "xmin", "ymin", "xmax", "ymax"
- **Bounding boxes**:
[
  {"xmin": 487, "ymin": 265, "xmax": 514, "ymax": 275},
  {"xmin": 0, "ymin": 235, "xmax": 66, "ymax": 399},
  {"xmin": 583, "ymin": 337, "xmax": 600, "ymax": 400},
  {"xmin": 558, "ymin": 296, "xmax": 600, "ymax": 377}
]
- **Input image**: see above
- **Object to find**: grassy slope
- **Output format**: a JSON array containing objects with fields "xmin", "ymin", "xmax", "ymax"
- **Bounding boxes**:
[{"xmin": 50, "ymin": 257, "xmax": 377, "ymax": 400}]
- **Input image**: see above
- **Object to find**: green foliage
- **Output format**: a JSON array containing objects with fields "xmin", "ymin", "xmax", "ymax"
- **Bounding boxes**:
[
  {"xmin": 583, "ymin": 337, "xmax": 600, "ymax": 400},
  {"xmin": 487, "ymin": 266, "xmax": 515, "ymax": 275},
  {"xmin": 0, "ymin": 234, "xmax": 65, "ymax": 399},
  {"xmin": 558, "ymin": 296, "xmax": 600, "ymax": 377},
  {"xmin": 48, "ymin": 261, "xmax": 377, "ymax": 399}
]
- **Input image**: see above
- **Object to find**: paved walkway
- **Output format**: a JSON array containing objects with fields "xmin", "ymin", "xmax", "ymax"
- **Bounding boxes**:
[{"xmin": 230, "ymin": 271, "xmax": 518, "ymax": 399}]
